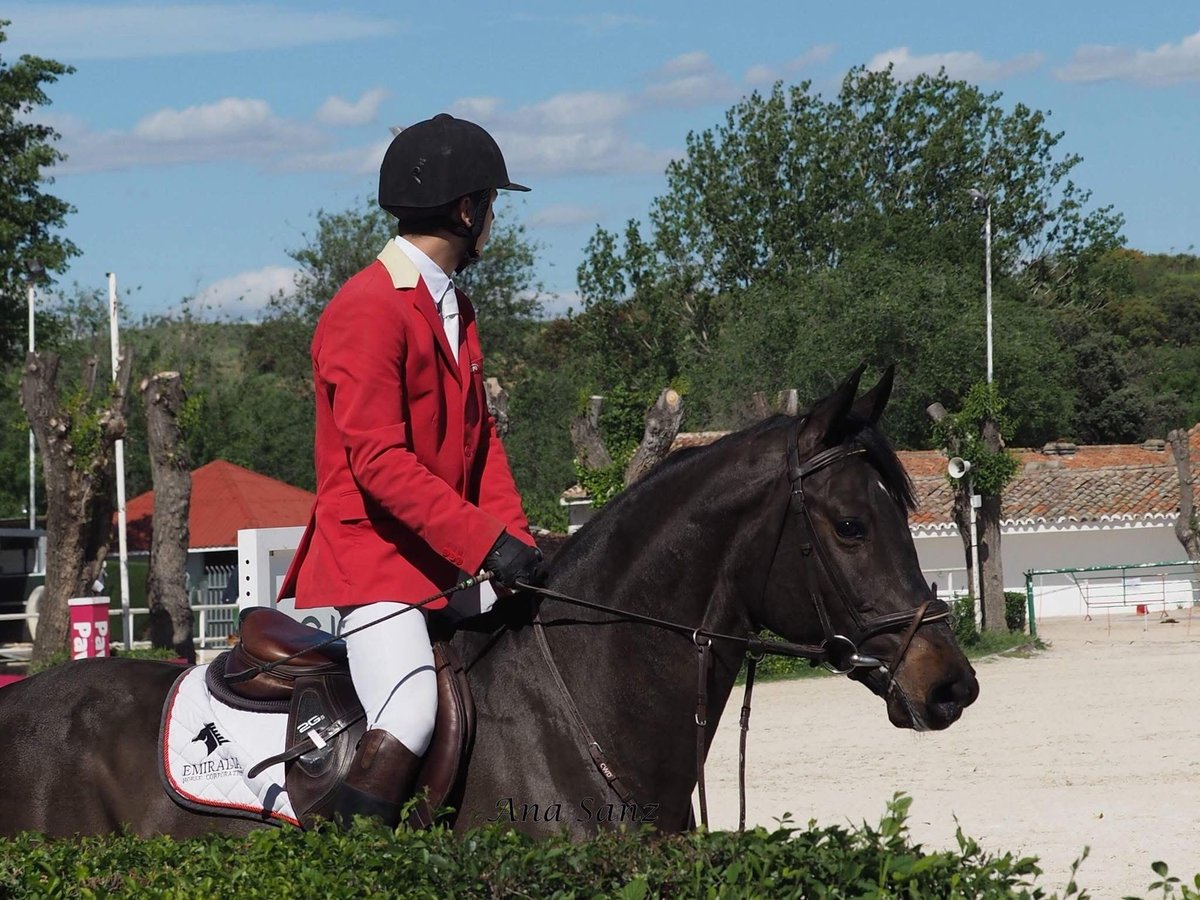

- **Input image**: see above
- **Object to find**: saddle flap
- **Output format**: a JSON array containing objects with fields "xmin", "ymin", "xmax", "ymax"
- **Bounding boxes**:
[{"xmin": 411, "ymin": 640, "xmax": 476, "ymax": 827}]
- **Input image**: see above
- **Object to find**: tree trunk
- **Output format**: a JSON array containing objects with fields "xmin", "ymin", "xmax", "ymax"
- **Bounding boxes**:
[
  {"xmin": 143, "ymin": 372, "xmax": 195, "ymax": 663},
  {"xmin": 21, "ymin": 350, "xmax": 130, "ymax": 663},
  {"xmin": 926, "ymin": 403, "xmax": 977, "ymax": 615},
  {"xmin": 484, "ymin": 377, "xmax": 510, "ymax": 438},
  {"xmin": 1167, "ymin": 428, "xmax": 1199, "ymax": 558},
  {"xmin": 569, "ymin": 395, "xmax": 612, "ymax": 470},
  {"xmin": 624, "ymin": 388, "xmax": 685, "ymax": 485},
  {"xmin": 1167, "ymin": 428, "xmax": 1199, "ymax": 606},
  {"xmin": 978, "ymin": 416, "xmax": 1007, "ymax": 632}
]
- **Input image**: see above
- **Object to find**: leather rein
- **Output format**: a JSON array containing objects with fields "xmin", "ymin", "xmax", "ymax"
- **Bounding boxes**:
[{"xmin": 526, "ymin": 424, "xmax": 950, "ymax": 829}]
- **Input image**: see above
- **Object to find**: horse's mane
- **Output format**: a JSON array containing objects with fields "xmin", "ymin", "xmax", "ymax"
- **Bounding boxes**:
[{"xmin": 548, "ymin": 411, "xmax": 915, "ymax": 566}]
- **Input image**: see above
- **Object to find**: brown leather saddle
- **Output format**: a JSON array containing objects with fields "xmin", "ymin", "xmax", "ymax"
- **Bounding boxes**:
[{"xmin": 206, "ymin": 606, "xmax": 475, "ymax": 828}]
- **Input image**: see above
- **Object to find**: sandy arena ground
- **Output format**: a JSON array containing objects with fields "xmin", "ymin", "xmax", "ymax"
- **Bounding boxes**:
[{"xmin": 701, "ymin": 611, "xmax": 1200, "ymax": 898}]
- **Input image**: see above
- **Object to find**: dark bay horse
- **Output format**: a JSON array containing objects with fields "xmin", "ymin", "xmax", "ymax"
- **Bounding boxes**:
[{"xmin": 0, "ymin": 366, "xmax": 977, "ymax": 838}]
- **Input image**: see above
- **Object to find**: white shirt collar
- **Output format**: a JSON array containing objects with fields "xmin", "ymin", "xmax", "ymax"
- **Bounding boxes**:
[{"xmin": 393, "ymin": 236, "xmax": 453, "ymax": 302}]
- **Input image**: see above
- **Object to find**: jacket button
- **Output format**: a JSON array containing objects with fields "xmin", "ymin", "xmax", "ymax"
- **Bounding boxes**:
[{"xmin": 464, "ymin": 447, "xmax": 473, "ymax": 458}]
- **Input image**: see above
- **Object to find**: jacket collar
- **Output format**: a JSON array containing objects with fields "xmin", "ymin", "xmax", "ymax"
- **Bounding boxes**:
[
  {"xmin": 375, "ymin": 239, "xmax": 464, "ymax": 385},
  {"xmin": 377, "ymin": 238, "xmax": 421, "ymax": 289}
]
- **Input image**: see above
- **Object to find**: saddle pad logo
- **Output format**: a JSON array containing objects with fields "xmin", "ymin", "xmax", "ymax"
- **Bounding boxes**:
[
  {"xmin": 193, "ymin": 722, "xmax": 230, "ymax": 756},
  {"xmin": 183, "ymin": 722, "xmax": 243, "ymax": 783}
]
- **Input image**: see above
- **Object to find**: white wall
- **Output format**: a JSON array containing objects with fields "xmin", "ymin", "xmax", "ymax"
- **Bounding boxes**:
[{"xmin": 915, "ymin": 520, "xmax": 1191, "ymax": 619}]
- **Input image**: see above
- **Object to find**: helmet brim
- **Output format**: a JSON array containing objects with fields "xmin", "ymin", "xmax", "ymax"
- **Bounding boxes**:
[{"xmin": 500, "ymin": 181, "xmax": 531, "ymax": 193}]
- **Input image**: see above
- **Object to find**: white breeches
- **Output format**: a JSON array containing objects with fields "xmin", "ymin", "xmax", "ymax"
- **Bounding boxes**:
[{"xmin": 340, "ymin": 580, "xmax": 497, "ymax": 756}]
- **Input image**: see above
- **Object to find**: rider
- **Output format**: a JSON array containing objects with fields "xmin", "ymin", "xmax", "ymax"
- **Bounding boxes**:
[{"xmin": 279, "ymin": 113, "xmax": 542, "ymax": 827}]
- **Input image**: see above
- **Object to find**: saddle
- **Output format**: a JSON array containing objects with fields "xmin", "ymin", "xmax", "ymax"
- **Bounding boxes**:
[{"xmin": 206, "ymin": 607, "xmax": 475, "ymax": 828}]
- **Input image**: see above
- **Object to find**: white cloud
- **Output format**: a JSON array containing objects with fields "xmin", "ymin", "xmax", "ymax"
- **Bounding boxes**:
[
  {"xmin": 446, "ymin": 94, "xmax": 667, "ymax": 177},
  {"xmin": 1056, "ymin": 30, "xmax": 1200, "ymax": 85},
  {"xmin": 866, "ymin": 46, "xmax": 1043, "ymax": 82},
  {"xmin": 528, "ymin": 205, "xmax": 603, "ymax": 228},
  {"xmin": 55, "ymin": 97, "xmax": 329, "ymax": 174},
  {"xmin": 643, "ymin": 52, "xmax": 741, "ymax": 107},
  {"xmin": 3, "ymin": 2, "xmax": 398, "ymax": 59},
  {"xmin": 745, "ymin": 45, "xmax": 837, "ymax": 85},
  {"xmin": 315, "ymin": 89, "xmax": 391, "ymax": 127},
  {"xmin": 539, "ymin": 290, "xmax": 582, "ymax": 318},
  {"xmin": 487, "ymin": 92, "xmax": 634, "ymax": 130},
  {"xmin": 194, "ymin": 266, "xmax": 299, "ymax": 318},
  {"xmin": 280, "ymin": 138, "xmax": 391, "ymax": 176},
  {"xmin": 445, "ymin": 97, "xmax": 505, "ymax": 123}
]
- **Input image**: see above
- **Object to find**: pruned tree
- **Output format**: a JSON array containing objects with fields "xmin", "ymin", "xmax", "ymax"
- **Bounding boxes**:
[
  {"xmin": 21, "ymin": 349, "xmax": 131, "ymax": 662},
  {"xmin": 1167, "ymin": 427, "xmax": 1199, "ymax": 607},
  {"xmin": 928, "ymin": 383, "xmax": 1019, "ymax": 633},
  {"xmin": 143, "ymin": 371, "xmax": 194, "ymax": 663},
  {"xmin": 570, "ymin": 387, "xmax": 685, "ymax": 504},
  {"xmin": 1167, "ymin": 427, "xmax": 1198, "ymax": 559},
  {"xmin": 624, "ymin": 388, "xmax": 684, "ymax": 485}
]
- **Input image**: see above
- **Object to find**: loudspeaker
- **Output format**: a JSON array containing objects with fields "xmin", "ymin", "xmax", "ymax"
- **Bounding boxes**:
[{"xmin": 948, "ymin": 457, "xmax": 972, "ymax": 479}]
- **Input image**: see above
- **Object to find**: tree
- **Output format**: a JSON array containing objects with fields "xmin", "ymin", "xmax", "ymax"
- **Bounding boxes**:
[
  {"xmin": 0, "ymin": 22, "xmax": 77, "ymax": 362},
  {"xmin": 142, "ymin": 372, "xmax": 194, "ymax": 662},
  {"xmin": 578, "ymin": 66, "xmax": 1124, "ymax": 445},
  {"xmin": 929, "ymin": 383, "xmax": 1020, "ymax": 633},
  {"xmin": 21, "ymin": 348, "xmax": 131, "ymax": 662}
]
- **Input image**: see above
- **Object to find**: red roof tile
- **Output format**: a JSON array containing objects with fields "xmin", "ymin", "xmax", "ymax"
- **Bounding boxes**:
[
  {"xmin": 661, "ymin": 424, "xmax": 1200, "ymax": 531},
  {"xmin": 125, "ymin": 460, "xmax": 314, "ymax": 551}
]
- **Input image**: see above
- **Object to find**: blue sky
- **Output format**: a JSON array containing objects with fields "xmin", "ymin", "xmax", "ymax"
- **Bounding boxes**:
[{"xmin": 5, "ymin": 2, "xmax": 1199, "ymax": 321}]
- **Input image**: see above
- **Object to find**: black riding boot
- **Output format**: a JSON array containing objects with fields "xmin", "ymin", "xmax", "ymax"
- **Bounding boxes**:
[{"xmin": 332, "ymin": 729, "xmax": 423, "ymax": 829}]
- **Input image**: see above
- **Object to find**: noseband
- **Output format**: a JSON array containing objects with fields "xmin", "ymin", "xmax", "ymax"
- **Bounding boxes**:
[{"xmin": 785, "ymin": 436, "xmax": 950, "ymax": 677}]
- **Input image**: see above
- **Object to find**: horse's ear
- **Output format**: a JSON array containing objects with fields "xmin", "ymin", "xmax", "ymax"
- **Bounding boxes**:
[
  {"xmin": 851, "ymin": 365, "xmax": 895, "ymax": 427},
  {"xmin": 806, "ymin": 364, "xmax": 866, "ymax": 447}
]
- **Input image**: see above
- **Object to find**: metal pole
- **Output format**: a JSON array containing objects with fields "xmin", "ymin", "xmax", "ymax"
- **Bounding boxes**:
[
  {"xmin": 969, "ymin": 481, "xmax": 982, "ymax": 631},
  {"xmin": 984, "ymin": 199, "xmax": 993, "ymax": 384},
  {"xmin": 108, "ymin": 273, "xmax": 133, "ymax": 650},
  {"xmin": 27, "ymin": 281, "xmax": 36, "ymax": 531}
]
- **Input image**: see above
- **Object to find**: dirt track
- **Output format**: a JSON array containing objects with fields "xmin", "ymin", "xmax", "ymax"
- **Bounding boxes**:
[{"xmin": 702, "ymin": 612, "xmax": 1200, "ymax": 898}]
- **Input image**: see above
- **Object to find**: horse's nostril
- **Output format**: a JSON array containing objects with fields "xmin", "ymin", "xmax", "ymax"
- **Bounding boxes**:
[{"xmin": 928, "ymin": 670, "xmax": 979, "ymax": 715}]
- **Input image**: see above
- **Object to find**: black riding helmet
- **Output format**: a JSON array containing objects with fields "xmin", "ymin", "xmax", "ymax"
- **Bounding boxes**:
[{"xmin": 379, "ymin": 113, "xmax": 529, "ymax": 216}]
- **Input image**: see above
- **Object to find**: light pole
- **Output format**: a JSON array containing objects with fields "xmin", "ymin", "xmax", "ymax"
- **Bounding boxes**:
[
  {"xmin": 24, "ymin": 260, "xmax": 44, "ymax": 531},
  {"xmin": 968, "ymin": 188, "xmax": 993, "ymax": 384}
]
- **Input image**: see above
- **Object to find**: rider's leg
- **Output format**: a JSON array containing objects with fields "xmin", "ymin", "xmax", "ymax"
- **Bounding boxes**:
[{"xmin": 334, "ymin": 602, "xmax": 437, "ymax": 827}]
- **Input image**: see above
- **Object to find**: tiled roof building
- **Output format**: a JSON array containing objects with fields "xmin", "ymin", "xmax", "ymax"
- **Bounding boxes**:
[{"xmin": 125, "ymin": 460, "xmax": 314, "ymax": 552}]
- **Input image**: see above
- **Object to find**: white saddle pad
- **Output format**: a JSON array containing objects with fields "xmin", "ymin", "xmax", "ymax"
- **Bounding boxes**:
[{"xmin": 160, "ymin": 664, "xmax": 299, "ymax": 826}]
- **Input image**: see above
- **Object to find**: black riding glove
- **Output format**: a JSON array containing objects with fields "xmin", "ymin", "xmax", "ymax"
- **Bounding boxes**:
[{"xmin": 482, "ymin": 532, "xmax": 543, "ymax": 588}]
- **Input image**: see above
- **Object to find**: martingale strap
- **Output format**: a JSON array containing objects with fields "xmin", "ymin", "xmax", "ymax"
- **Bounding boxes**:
[
  {"xmin": 531, "ymin": 611, "xmax": 637, "ymax": 807},
  {"xmin": 694, "ymin": 634, "xmax": 712, "ymax": 828}
]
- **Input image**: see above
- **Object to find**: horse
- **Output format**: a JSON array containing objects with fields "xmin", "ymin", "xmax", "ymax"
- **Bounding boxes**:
[{"xmin": 0, "ymin": 365, "xmax": 978, "ymax": 838}]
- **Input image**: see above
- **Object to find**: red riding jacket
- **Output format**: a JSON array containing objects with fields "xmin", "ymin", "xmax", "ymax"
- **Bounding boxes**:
[{"xmin": 279, "ymin": 240, "xmax": 533, "ymax": 610}]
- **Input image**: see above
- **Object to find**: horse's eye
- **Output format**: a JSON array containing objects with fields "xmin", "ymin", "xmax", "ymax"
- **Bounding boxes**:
[{"xmin": 835, "ymin": 518, "xmax": 866, "ymax": 540}]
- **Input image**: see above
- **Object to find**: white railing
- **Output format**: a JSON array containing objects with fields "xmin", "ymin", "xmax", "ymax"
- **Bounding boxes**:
[{"xmin": 0, "ymin": 598, "xmax": 239, "ymax": 650}]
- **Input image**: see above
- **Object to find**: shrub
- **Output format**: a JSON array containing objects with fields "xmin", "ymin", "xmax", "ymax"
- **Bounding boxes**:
[
  {"xmin": 0, "ymin": 794, "xmax": 1068, "ymax": 898},
  {"xmin": 1005, "ymin": 591, "xmax": 1028, "ymax": 633}
]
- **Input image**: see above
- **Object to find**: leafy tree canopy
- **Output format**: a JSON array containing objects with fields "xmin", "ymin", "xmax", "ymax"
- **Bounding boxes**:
[
  {"xmin": 577, "ymin": 66, "xmax": 1127, "ymax": 446},
  {"xmin": 0, "ymin": 21, "xmax": 76, "ymax": 361}
]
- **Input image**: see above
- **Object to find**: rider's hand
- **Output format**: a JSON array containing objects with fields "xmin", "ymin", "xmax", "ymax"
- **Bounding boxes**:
[{"xmin": 482, "ymin": 532, "xmax": 543, "ymax": 588}]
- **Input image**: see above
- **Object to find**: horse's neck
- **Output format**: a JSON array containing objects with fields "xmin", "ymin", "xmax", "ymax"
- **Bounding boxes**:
[{"xmin": 527, "ymin": 439, "xmax": 788, "ymax": 811}]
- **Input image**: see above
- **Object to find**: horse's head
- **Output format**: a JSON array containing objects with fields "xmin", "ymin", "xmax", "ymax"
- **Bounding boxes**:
[{"xmin": 751, "ymin": 366, "xmax": 979, "ymax": 731}]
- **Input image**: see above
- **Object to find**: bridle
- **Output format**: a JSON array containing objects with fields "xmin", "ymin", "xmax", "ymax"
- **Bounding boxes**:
[
  {"xmin": 784, "ymin": 435, "xmax": 950, "ymax": 678},
  {"xmin": 529, "ymin": 422, "xmax": 950, "ymax": 828}
]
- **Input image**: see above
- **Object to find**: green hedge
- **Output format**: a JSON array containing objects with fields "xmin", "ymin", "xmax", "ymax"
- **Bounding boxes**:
[{"xmin": 0, "ymin": 795, "xmax": 1084, "ymax": 899}]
